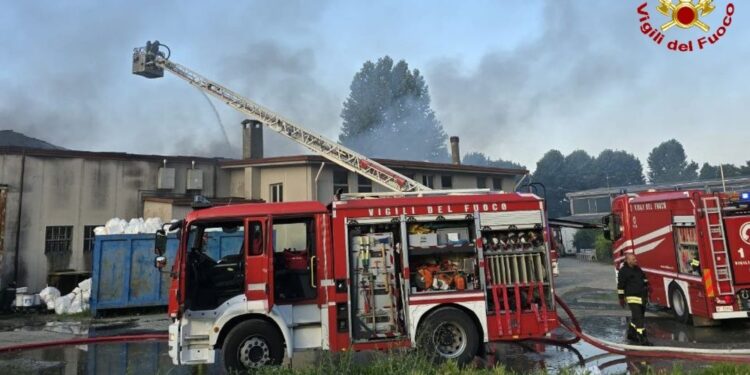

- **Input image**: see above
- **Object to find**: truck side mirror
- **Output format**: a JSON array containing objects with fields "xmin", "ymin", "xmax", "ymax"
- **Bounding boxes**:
[
  {"xmin": 154, "ymin": 255, "xmax": 167, "ymax": 270},
  {"xmin": 602, "ymin": 216, "xmax": 611, "ymax": 241},
  {"xmin": 155, "ymin": 229, "xmax": 167, "ymax": 256}
]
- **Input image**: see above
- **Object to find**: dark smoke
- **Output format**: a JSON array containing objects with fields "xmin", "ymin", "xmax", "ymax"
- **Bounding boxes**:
[
  {"xmin": 426, "ymin": 0, "xmax": 748, "ymax": 170},
  {"xmin": 0, "ymin": 1, "xmax": 335, "ymax": 159}
]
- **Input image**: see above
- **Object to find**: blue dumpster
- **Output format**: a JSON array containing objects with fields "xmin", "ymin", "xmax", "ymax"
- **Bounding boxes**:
[{"xmin": 91, "ymin": 231, "xmax": 243, "ymax": 315}]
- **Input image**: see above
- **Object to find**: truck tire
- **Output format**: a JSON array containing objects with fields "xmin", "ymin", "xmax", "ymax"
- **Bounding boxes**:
[
  {"xmin": 222, "ymin": 319, "xmax": 284, "ymax": 371},
  {"xmin": 416, "ymin": 307, "xmax": 479, "ymax": 365},
  {"xmin": 669, "ymin": 283, "xmax": 691, "ymax": 324}
]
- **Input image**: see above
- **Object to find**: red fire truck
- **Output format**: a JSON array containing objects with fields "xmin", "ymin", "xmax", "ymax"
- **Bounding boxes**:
[
  {"xmin": 605, "ymin": 190, "xmax": 750, "ymax": 325},
  {"xmin": 155, "ymin": 192, "xmax": 558, "ymax": 370},
  {"xmin": 134, "ymin": 42, "xmax": 559, "ymax": 371}
]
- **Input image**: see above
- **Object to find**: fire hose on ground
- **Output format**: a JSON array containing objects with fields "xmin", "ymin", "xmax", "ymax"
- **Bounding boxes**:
[
  {"xmin": 0, "ymin": 297, "xmax": 749, "ymax": 367},
  {"xmin": 527, "ymin": 294, "xmax": 750, "ymax": 364},
  {"xmin": 0, "ymin": 333, "xmax": 168, "ymax": 354}
]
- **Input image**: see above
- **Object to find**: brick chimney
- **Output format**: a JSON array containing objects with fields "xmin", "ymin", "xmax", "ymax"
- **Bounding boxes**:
[
  {"xmin": 450, "ymin": 136, "xmax": 461, "ymax": 165},
  {"xmin": 242, "ymin": 119, "xmax": 263, "ymax": 160}
]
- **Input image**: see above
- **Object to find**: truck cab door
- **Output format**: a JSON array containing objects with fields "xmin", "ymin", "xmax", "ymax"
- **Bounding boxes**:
[{"xmin": 246, "ymin": 217, "xmax": 273, "ymax": 312}]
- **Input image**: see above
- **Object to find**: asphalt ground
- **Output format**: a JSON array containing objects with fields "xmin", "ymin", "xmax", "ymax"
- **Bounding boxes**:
[{"xmin": 0, "ymin": 257, "xmax": 748, "ymax": 374}]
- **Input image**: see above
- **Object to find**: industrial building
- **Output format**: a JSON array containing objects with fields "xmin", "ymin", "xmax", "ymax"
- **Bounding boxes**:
[{"xmin": 0, "ymin": 128, "xmax": 526, "ymax": 292}]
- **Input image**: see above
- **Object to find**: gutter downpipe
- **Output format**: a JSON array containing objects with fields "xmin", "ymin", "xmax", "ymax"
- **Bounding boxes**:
[{"xmin": 13, "ymin": 152, "xmax": 26, "ymax": 285}]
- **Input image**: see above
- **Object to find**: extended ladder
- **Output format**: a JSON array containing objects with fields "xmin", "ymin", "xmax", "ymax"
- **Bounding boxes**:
[
  {"xmin": 132, "ymin": 42, "xmax": 429, "ymax": 193},
  {"xmin": 701, "ymin": 196, "xmax": 735, "ymax": 296}
]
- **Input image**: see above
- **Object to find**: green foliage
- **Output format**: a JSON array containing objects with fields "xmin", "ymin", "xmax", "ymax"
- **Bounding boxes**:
[
  {"xmin": 531, "ymin": 150, "xmax": 569, "ymax": 218},
  {"xmin": 573, "ymin": 229, "xmax": 598, "ymax": 250},
  {"xmin": 561, "ymin": 150, "xmax": 596, "ymax": 192},
  {"xmin": 248, "ymin": 349, "xmax": 750, "ymax": 375},
  {"xmin": 462, "ymin": 152, "xmax": 525, "ymax": 170},
  {"xmin": 699, "ymin": 162, "xmax": 747, "ymax": 180},
  {"xmin": 593, "ymin": 149, "xmax": 645, "ymax": 186},
  {"xmin": 531, "ymin": 148, "xmax": 645, "ymax": 218},
  {"xmin": 594, "ymin": 232, "xmax": 612, "ymax": 263},
  {"xmin": 339, "ymin": 56, "xmax": 449, "ymax": 162},
  {"xmin": 647, "ymin": 139, "xmax": 698, "ymax": 183}
]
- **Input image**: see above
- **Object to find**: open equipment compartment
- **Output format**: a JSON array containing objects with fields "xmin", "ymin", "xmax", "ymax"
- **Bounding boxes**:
[
  {"xmin": 347, "ymin": 219, "xmax": 406, "ymax": 342},
  {"xmin": 407, "ymin": 215, "xmax": 480, "ymax": 294}
]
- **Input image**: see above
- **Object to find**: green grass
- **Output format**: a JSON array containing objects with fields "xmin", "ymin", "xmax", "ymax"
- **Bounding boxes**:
[{"xmin": 239, "ymin": 350, "xmax": 750, "ymax": 375}]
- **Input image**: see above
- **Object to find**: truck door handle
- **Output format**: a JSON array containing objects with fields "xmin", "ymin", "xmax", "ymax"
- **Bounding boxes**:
[{"xmin": 310, "ymin": 255, "xmax": 317, "ymax": 288}]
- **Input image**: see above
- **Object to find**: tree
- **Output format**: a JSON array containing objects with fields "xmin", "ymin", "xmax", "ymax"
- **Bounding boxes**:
[
  {"xmin": 699, "ymin": 163, "xmax": 744, "ymax": 180},
  {"xmin": 594, "ymin": 232, "xmax": 613, "ymax": 262},
  {"xmin": 339, "ymin": 56, "xmax": 449, "ymax": 162},
  {"xmin": 699, "ymin": 163, "xmax": 720, "ymax": 180},
  {"xmin": 592, "ymin": 149, "xmax": 645, "ymax": 187},
  {"xmin": 573, "ymin": 229, "xmax": 597, "ymax": 250},
  {"xmin": 462, "ymin": 152, "xmax": 525, "ymax": 170},
  {"xmin": 561, "ymin": 150, "xmax": 596, "ymax": 191},
  {"xmin": 532, "ymin": 150, "xmax": 568, "ymax": 218},
  {"xmin": 647, "ymin": 139, "xmax": 698, "ymax": 183}
]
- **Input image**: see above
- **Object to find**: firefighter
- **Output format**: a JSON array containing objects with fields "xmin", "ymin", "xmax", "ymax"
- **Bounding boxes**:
[
  {"xmin": 617, "ymin": 253, "xmax": 652, "ymax": 346},
  {"xmin": 690, "ymin": 255, "xmax": 701, "ymax": 276}
]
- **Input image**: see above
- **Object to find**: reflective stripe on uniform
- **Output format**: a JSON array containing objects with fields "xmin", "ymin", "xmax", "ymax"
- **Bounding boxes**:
[
  {"xmin": 690, "ymin": 259, "xmax": 700, "ymax": 266},
  {"xmin": 630, "ymin": 322, "xmax": 645, "ymax": 333},
  {"xmin": 617, "ymin": 289, "xmax": 624, "ymax": 294},
  {"xmin": 626, "ymin": 296, "xmax": 642, "ymax": 304}
]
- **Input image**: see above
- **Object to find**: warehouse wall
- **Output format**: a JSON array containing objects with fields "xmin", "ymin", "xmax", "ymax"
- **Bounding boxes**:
[{"xmin": 0, "ymin": 153, "xmax": 226, "ymax": 291}]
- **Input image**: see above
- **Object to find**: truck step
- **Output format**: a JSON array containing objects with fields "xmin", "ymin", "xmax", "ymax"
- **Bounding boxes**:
[{"xmin": 184, "ymin": 335, "xmax": 210, "ymax": 341}]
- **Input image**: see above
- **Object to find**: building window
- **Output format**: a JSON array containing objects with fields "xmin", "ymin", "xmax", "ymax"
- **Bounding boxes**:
[
  {"xmin": 571, "ymin": 196, "xmax": 612, "ymax": 215},
  {"xmin": 476, "ymin": 177, "xmax": 487, "ymax": 189},
  {"xmin": 333, "ymin": 170, "xmax": 349, "ymax": 194},
  {"xmin": 492, "ymin": 177, "xmax": 504, "ymax": 191},
  {"xmin": 358, "ymin": 175, "xmax": 372, "ymax": 193},
  {"xmin": 441, "ymin": 175, "xmax": 453, "ymax": 189},
  {"xmin": 45, "ymin": 226, "xmax": 73, "ymax": 254},
  {"xmin": 270, "ymin": 183, "xmax": 283, "ymax": 202},
  {"xmin": 83, "ymin": 225, "xmax": 98, "ymax": 254},
  {"xmin": 422, "ymin": 175, "xmax": 434, "ymax": 189}
]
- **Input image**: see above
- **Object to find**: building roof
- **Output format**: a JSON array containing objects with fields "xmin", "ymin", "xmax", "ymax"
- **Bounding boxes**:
[
  {"xmin": 144, "ymin": 196, "xmax": 263, "ymax": 206},
  {"xmin": 549, "ymin": 215, "xmax": 604, "ymax": 228},
  {"xmin": 566, "ymin": 176, "xmax": 750, "ymax": 199},
  {"xmin": 0, "ymin": 130, "xmax": 64, "ymax": 150},
  {"xmin": 0, "ymin": 146, "xmax": 528, "ymax": 176},
  {"xmin": 220, "ymin": 154, "xmax": 528, "ymax": 175},
  {"xmin": 0, "ymin": 146, "xmax": 228, "ymax": 164}
]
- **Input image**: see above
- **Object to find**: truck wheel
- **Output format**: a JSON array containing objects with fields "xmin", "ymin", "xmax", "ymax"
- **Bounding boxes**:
[
  {"xmin": 417, "ymin": 307, "xmax": 479, "ymax": 365},
  {"xmin": 223, "ymin": 319, "xmax": 284, "ymax": 371},
  {"xmin": 669, "ymin": 283, "xmax": 691, "ymax": 324}
]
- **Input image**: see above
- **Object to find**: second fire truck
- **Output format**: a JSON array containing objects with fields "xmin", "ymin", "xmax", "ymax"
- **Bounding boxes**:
[{"xmin": 605, "ymin": 190, "xmax": 750, "ymax": 325}]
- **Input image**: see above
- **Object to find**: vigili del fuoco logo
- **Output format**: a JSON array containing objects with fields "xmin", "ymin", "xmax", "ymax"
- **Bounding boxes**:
[{"xmin": 637, "ymin": 0, "xmax": 735, "ymax": 51}]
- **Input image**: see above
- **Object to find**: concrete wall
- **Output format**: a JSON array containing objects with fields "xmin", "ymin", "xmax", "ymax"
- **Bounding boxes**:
[
  {"xmin": 257, "ymin": 165, "xmax": 313, "ymax": 202},
  {"xmin": 143, "ymin": 201, "xmax": 173, "ymax": 222},
  {"xmin": 0, "ymin": 153, "xmax": 227, "ymax": 291}
]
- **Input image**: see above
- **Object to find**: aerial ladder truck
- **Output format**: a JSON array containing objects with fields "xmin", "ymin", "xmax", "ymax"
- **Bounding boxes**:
[
  {"xmin": 134, "ymin": 41, "xmax": 559, "ymax": 371},
  {"xmin": 133, "ymin": 40, "xmax": 428, "ymax": 193}
]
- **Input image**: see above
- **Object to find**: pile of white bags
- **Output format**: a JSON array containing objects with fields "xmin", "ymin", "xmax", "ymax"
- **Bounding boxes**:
[
  {"xmin": 94, "ymin": 217, "xmax": 164, "ymax": 236},
  {"xmin": 38, "ymin": 278, "xmax": 92, "ymax": 315}
]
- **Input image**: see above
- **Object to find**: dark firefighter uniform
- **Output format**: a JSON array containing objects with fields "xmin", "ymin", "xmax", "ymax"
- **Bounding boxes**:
[
  {"xmin": 617, "ymin": 263, "xmax": 652, "ymax": 345},
  {"xmin": 690, "ymin": 257, "xmax": 701, "ymax": 275}
]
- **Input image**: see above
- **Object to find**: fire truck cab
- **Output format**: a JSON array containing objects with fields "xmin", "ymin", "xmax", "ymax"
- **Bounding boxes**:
[
  {"xmin": 155, "ymin": 192, "xmax": 559, "ymax": 371},
  {"xmin": 605, "ymin": 190, "xmax": 750, "ymax": 325}
]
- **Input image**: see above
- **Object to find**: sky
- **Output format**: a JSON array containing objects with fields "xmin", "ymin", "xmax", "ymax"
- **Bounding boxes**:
[{"xmin": 1, "ymin": 0, "xmax": 748, "ymax": 172}]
